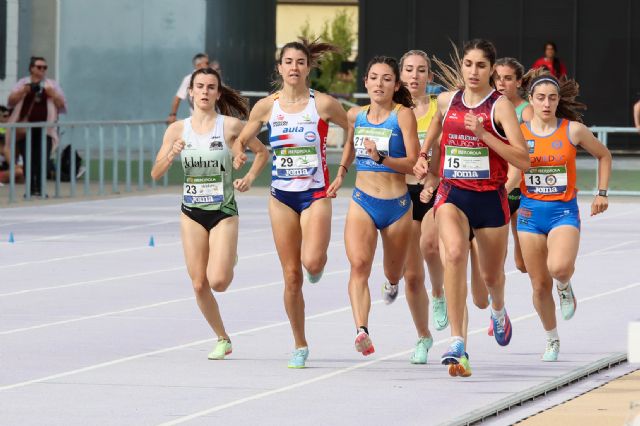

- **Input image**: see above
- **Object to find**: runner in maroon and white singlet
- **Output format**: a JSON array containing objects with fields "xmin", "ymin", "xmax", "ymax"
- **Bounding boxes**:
[{"xmin": 414, "ymin": 39, "xmax": 529, "ymax": 376}]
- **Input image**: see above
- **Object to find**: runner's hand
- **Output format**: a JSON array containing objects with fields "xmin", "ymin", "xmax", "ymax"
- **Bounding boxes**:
[
  {"xmin": 464, "ymin": 112, "xmax": 486, "ymax": 138},
  {"xmin": 413, "ymin": 156, "xmax": 429, "ymax": 179},
  {"xmin": 234, "ymin": 175, "xmax": 253, "ymax": 192},
  {"xmin": 363, "ymin": 138, "xmax": 380, "ymax": 161},
  {"xmin": 327, "ymin": 175, "xmax": 343, "ymax": 198},
  {"xmin": 420, "ymin": 186, "xmax": 435, "ymax": 203},
  {"xmin": 167, "ymin": 138, "xmax": 185, "ymax": 162},
  {"xmin": 591, "ymin": 195, "xmax": 608, "ymax": 216},
  {"xmin": 232, "ymin": 142, "xmax": 247, "ymax": 170}
]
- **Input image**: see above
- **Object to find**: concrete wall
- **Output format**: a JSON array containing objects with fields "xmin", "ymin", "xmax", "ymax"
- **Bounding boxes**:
[
  {"xmin": 57, "ymin": 0, "xmax": 206, "ymax": 121},
  {"xmin": 0, "ymin": 0, "xmax": 19, "ymax": 106}
]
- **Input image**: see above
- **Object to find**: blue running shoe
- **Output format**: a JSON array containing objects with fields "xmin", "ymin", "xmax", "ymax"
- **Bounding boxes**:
[
  {"xmin": 288, "ymin": 347, "xmax": 309, "ymax": 368},
  {"xmin": 491, "ymin": 310, "xmax": 513, "ymax": 346},
  {"xmin": 441, "ymin": 340, "xmax": 465, "ymax": 365}
]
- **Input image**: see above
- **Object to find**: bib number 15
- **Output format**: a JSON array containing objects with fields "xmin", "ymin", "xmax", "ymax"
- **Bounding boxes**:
[{"xmin": 447, "ymin": 157, "xmax": 460, "ymax": 169}]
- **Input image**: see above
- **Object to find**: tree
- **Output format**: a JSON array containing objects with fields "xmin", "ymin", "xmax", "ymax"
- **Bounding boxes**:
[{"xmin": 298, "ymin": 9, "xmax": 357, "ymax": 97}]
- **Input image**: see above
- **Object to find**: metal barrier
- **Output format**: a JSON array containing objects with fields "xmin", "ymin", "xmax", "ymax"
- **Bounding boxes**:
[
  {"xmin": 2, "ymin": 120, "xmax": 167, "ymax": 203},
  {"xmin": 2, "ymin": 119, "xmax": 637, "ymax": 204},
  {"xmin": 588, "ymin": 126, "xmax": 640, "ymax": 196}
]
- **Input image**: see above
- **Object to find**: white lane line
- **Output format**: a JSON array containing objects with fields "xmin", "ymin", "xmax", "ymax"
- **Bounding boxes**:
[
  {"xmin": 28, "ymin": 219, "xmax": 178, "ymax": 243},
  {"xmin": 0, "ymin": 301, "xmax": 361, "ymax": 392},
  {"xmin": 157, "ymin": 281, "xmax": 640, "ymax": 425},
  {"xmin": 0, "ymin": 277, "xmax": 637, "ymax": 395},
  {"xmin": 0, "ymin": 245, "xmax": 279, "ymax": 297},
  {"xmin": 0, "ymin": 256, "xmax": 358, "ymax": 335},
  {"xmin": 579, "ymin": 240, "xmax": 638, "ymax": 258},
  {"xmin": 581, "ymin": 206, "xmax": 640, "ymax": 223},
  {"xmin": 0, "ymin": 229, "xmax": 267, "ymax": 270}
]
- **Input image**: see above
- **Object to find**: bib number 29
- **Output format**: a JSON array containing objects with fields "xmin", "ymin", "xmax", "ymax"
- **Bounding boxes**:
[{"xmin": 280, "ymin": 157, "xmax": 294, "ymax": 168}]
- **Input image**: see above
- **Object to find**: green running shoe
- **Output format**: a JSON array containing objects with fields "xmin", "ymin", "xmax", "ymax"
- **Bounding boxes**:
[
  {"xmin": 305, "ymin": 268, "xmax": 323, "ymax": 284},
  {"xmin": 448, "ymin": 352, "xmax": 472, "ymax": 377},
  {"xmin": 542, "ymin": 339, "xmax": 560, "ymax": 362},
  {"xmin": 432, "ymin": 295, "xmax": 449, "ymax": 331},
  {"xmin": 288, "ymin": 347, "xmax": 309, "ymax": 368},
  {"xmin": 208, "ymin": 337, "xmax": 232, "ymax": 360},
  {"xmin": 557, "ymin": 281, "xmax": 577, "ymax": 320},
  {"xmin": 410, "ymin": 336, "xmax": 433, "ymax": 364}
]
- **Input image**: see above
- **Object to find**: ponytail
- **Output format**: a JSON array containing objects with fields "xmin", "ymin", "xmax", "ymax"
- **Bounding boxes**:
[
  {"xmin": 432, "ymin": 39, "xmax": 498, "ymax": 91},
  {"xmin": 364, "ymin": 56, "xmax": 414, "ymax": 108},
  {"xmin": 272, "ymin": 37, "xmax": 340, "ymax": 90},
  {"xmin": 523, "ymin": 68, "xmax": 586, "ymax": 122},
  {"xmin": 189, "ymin": 68, "xmax": 249, "ymax": 120}
]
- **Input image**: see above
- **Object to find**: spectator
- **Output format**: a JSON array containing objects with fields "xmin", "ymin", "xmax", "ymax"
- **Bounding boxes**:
[
  {"xmin": 6, "ymin": 56, "xmax": 66, "ymax": 196},
  {"xmin": 634, "ymin": 99, "xmax": 640, "ymax": 133},
  {"xmin": 0, "ymin": 105, "xmax": 25, "ymax": 184},
  {"xmin": 532, "ymin": 41, "xmax": 567, "ymax": 79},
  {"xmin": 167, "ymin": 53, "xmax": 221, "ymax": 123}
]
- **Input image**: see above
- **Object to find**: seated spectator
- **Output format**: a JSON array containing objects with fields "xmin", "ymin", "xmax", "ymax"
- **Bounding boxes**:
[
  {"xmin": 0, "ymin": 106, "xmax": 24, "ymax": 184},
  {"xmin": 532, "ymin": 41, "xmax": 567, "ymax": 79}
]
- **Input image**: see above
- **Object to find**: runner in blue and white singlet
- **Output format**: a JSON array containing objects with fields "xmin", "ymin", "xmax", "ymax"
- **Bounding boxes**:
[{"xmin": 267, "ymin": 90, "xmax": 329, "ymax": 213}]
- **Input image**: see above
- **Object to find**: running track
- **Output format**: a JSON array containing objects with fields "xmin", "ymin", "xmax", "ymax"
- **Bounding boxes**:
[{"xmin": 1, "ymin": 193, "xmax": 638, "ymax": 425}]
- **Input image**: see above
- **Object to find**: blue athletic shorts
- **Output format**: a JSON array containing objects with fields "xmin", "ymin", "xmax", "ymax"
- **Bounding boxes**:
[
  {"xmin": 352, "ymin": 187, "xmax": 411, "ymax": 230},
  {"xmin": 270, "ymin": 187, "xmax": 327, "ymax": 215},
  {"xmin": 517, "ymin": 196, "xmax": 581, "ymax": 235}
]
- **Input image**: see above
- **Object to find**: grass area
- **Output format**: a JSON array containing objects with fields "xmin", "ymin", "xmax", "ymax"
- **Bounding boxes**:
[{"xmin": 86, "ymin": 159, "xmax": 640, "ymax": 192}]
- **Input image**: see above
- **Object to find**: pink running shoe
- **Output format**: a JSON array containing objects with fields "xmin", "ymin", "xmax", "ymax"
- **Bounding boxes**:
[{"xmin": 355, "ymin": 330, "xmax": 375, "ymax": 356}]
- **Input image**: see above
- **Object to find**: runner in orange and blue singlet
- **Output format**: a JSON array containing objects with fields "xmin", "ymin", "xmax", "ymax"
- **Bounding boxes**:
[{"xmin": 516, "ymin": 71, "xmax": 611, "ymax": 362}]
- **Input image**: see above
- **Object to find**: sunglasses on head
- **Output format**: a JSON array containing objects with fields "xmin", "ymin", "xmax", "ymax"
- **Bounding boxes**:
[{"xmin": 34, "ymin": 65, "xmax": 48, "ymax": 70}]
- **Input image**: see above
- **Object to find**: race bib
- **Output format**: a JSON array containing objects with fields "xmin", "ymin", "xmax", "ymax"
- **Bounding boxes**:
[
  {"xmin": 443, "ymin": 146, "xmax": 490, "ymax": 179},
  {"xmin": 524, "ymin": 165, "xmax": 568, "ymax": 194},
  {"xmin": 354, "ymin": 127, "xmax": 391, "ymax": 158},
  {"xmin": 418, "ymin": 131, "xmax": 433, "ymax": 156},
  {"xmin": 273, "ymin": 146, "xmax": 318, "ymax": 178},
  {"xmin": 183, "ymin": 175, "xmax": 224, "ymax": 204}
]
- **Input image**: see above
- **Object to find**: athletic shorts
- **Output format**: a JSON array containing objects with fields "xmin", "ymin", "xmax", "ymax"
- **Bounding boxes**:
[
  {"xmin": 181, "ymin": 204, "xmax": 234, "ymax": 232},
  {"xmin": 270, "ymin": 186, "xmax": 326, "ymax": 215},
  {"xmin": 433, "ymin": 180, "xmax": 509, "ymax": 229},
  {"xmin": 508, "ymin": 188, "xmax": 521, "ymax": 216},
  {"xmin": 352, "ymin": 187, "xmax": 411, "ymax": 230},
  {"xmin": 407, "ymin": 183, "xmax": 437, "ymax": 222},
  {"xmin": 517, "ymin": 196, "xmax": 581, "ymax": 235}
]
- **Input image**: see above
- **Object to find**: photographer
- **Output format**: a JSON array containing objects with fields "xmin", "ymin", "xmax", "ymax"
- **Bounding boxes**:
[{"xmin": 6, "ymin": 56, "xmax": 67, "ymax": 196}]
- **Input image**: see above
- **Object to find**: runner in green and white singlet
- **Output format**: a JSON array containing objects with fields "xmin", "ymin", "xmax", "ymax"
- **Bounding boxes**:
[
  {"xmin": 181, "ymin": 113, "xmax": 237, "ymax": 216},
  {"xmin": 151, "ymin": 68, "xmax": 268, "ymax": 361}
]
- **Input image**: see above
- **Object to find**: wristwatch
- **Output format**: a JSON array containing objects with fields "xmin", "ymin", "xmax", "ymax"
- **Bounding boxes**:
[
  {"xmin": 375, "ymin": 154, "xmax": 386, "ymax": 164},
  {"xmin": 597, "ymin": 189, "xmax": 608, "ymax": 197}
]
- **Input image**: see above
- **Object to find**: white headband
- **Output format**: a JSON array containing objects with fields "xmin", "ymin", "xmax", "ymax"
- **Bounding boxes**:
[{"xmin": 530, "ymin": 77, "xmax": 559, "ymax": 92}]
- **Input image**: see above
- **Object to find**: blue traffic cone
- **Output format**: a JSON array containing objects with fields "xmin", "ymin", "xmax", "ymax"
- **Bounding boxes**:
[
  {"xmin": 8, "ymin": 232, "xmax": 14, "ymax": 243},
  {"xmin": 148, "ymin": 235, "xmax": 155, "ymax": 247}
]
